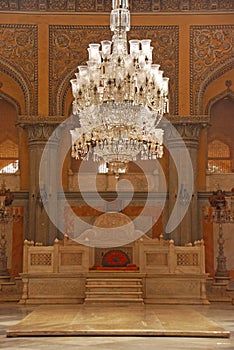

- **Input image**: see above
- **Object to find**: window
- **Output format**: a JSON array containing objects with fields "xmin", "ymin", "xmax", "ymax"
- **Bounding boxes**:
[
  {"xmin": 0, "ymin": 160, "xmax": 19, "ymax": 174},
  {"xmin": 207, "ymin": 96, "xmax": 234, "ymax": 173},
  {"xmin": 0, "ymin": 98, "xmax": 19, "ymax": 174},
  {"xmin": 98, "ymin": 161, "xmax": 126, "ymax": 175},
  {"xmin": 98, "ymin": 161, "xmax": 108, "ymax": 174},
  {"xmin": 208, "ymin": 140, "xmax": 231, "ymax": 173}
]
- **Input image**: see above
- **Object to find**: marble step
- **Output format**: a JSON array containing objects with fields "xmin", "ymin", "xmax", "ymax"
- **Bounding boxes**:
[
  {"xmin": 86, "ymin": 284, "xmax": 142, "ymax": 289},
  {"xmin": 86, "ymin": 280, "xmax": 142, "ymax": 286},
  {"xmin": 86, "ymin": 288, "xmax": 142, "ymax": 293},
  {"xmin": 85, "ymin": 298, "xmax": 144, "ymax": 303},
  {"xmin": 86, "ymin": 292, "xmax": 143, "ymax": 298},
  {"xmin": 86, "ymin": 278, "xmax": 142, "ymax": 282},
  {"xmin": 86, "ymin": 291, "xmax": 143, "ymax": 295},
  {"xmin": 85, "ymin": 276, "xmax": 144, "ymax": 303}
]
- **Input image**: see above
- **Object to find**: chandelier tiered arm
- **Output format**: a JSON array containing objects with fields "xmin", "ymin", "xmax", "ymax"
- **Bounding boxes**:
[{"xmin": 70, "ymin": 0, "xmax": 169, "ymax": 176}]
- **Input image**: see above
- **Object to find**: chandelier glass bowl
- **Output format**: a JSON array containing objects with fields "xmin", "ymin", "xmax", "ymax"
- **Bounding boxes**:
[{"xmin": 70, "ymin": 0, "xmax": 169, "ymax": 176}]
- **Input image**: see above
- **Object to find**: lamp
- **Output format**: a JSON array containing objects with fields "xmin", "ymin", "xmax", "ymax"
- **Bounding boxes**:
[
  {"xmin": 0, "ymin": 180, "xmax": 20, "ymax": 277},
  {"xmin": 204, "ymin": 188, "xmax": 234, "ymax": 283},
  {"xmin": 70, "ymin": 0, "xmax": 168, "ymax": 178}
]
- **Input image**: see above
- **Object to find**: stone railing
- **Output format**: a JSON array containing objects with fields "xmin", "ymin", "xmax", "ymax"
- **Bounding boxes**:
[
  {"xmin": 20, "ymin": 237, "xmax": 89, "ymax": 304},
  {"xmin": 22, "ymin": 237, "xmax": 89, "ymax": 274},
  {"xmin": 138, "ymin": 237, "xmax": 205, "ymax": 274},
  {"xmin": 137, "ymin": 237, "xmax": 208, "ymax": 304}
]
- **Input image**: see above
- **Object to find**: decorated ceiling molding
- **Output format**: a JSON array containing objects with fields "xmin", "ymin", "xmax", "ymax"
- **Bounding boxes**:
[{"xmin": 0, "ymin": 0, "xmax": 233, "ymax": 13}]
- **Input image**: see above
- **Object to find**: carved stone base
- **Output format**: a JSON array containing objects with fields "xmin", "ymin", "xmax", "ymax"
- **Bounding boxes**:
[
  {"xmin": 144, "ymin": 273, "xmax": 209, "ymax": 305},
  {"xmin": 226, "ymin": 281, "xmax": 234, "ymax": 305},
  {"xmin": 0, "ymin": 277, "xmax": 23, "ymax": 302},
  {"xmin": 19, "ymin": 273, "xmax": 86, "ymax": 305},
  {"xmin": 206, "ymin": 277, "xmax": 232, "ymax": 302},
  {"xmin": 19, "ymin": 234, "xmax": 209, "ymax": 305},
  {"xmin": 19, "ymin": 271, "xmax": 209, "ymax": 305}
]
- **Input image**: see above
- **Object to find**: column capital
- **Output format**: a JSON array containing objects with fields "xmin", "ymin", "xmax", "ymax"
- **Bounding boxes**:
[
  {"xmin": 17, "ymin": 115, "xmax": 65, "ymax": 145},
  {"xmin": 164, "ymin": 115, "xmax": 210, "ymax": 148}
]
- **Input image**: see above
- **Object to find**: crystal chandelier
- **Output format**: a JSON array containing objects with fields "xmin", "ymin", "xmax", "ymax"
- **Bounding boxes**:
[{"xmin": 70, "ymin": 0, "xmax": 169, "ymax": 177}]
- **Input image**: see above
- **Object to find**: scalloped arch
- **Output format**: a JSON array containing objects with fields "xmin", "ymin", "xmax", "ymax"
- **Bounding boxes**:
[
  {"xmin": 0, "ymin": 58, "xmax": 33, "ymax": 115},
  {"xmin": 53, "ymin": 69, "xmax": 75, "ymax": 116},
  {"xmin": 205, "ymin": 88, "xmax": 234, "ymax": 115},
  {"xmin": 194, "ymin": 57, "xmax": 234, "ymax": 115},
  {"xmin": 0, "ymin": 89, "xmax": 21, "ymax": 115}
]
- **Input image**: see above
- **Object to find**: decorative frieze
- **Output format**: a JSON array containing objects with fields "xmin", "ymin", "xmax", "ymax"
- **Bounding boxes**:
[
  {"xmin": 0, "ymin": 0, "xmax": 233, "ymax": 12},
  {"xmin": 96, "ymin": 0, "xmax": 105, "ymax": 11},
  {"xmin": 161, "ymin": 0, "xmax": 180, "ymax": 11},
  {"xmin": 20, "ymin": 0, "xmax": 38, "ymax": 10},
  {"xmin": 152, "ymin": 0, "xmax": 161, "ymax": 11},
  {"xmin": 39, "ymin": 0, "xmax": 47, "ymax": 11},
  {"xmin": 49, "ymin": 25, "xmax": 178, "ymax": 116}
]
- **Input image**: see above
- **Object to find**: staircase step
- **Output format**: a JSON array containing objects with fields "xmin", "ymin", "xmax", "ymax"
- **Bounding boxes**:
[
  {"xmin": 86, "ymin": 291, "xmax": 143, "ymax": 295},
  {"xmin": 86, "ymin": 284, "xmax": 142, "ymax": 288},
  {"xmin": 87, "ymin": 288, "xmax": 142, "ymax": 291},
  {"xmin": 86, "ymin": 282, "xmax": 142, "ymax": 286},
  {"xmin": 86, "ymin": 278, "xmax": 142, "ymax": 282},
  {"xmin": 85, "ymin": 298, "xmax": 144, "ymax": 302},
  {"xmin": 85, "ymin": 275, "xmax": 144, "ymax": 304}
]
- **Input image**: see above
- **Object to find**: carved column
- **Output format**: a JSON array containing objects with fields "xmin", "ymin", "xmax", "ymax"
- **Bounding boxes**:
[
  {"xmin": 18, "ymin": 116, "xmax": 65, "ymax": 245},
  {"xmin": 165, "ymin": 116, "xmax": 209, "ymax": 245}
]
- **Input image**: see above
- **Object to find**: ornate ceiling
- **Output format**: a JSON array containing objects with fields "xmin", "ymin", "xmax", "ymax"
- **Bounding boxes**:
[{"xmin": 0, "ymin": 0, "xmax": 233, "ymax": 13}]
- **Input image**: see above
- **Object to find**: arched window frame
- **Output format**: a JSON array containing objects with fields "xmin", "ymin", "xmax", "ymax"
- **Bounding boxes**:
[{"xmin": 207, "ymin": 139, "xmax": 231, "ymax": 173}]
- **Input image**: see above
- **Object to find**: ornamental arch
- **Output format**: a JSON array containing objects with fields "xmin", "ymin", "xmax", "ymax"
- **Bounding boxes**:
[
  {"xmin": 0, "ymin": 59, "xmax": 33, "ymax": 115},
  {"xmin": 0, "ymin": 91, "xmax": 19, "ymax": 173},
  {"xmin": 194, "ymin": 58, "xmax": 234, "ymax": 115},
  {"xmin": 206, "ymin": 83, "xmax": 234, "ymax": 173}
]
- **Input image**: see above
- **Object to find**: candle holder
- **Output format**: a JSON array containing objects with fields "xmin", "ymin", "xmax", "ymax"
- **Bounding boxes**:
[
  {"xmin": 204, "ymin": 187, "xmax": 234, "ymax": 284},
  {"xmin": 0, "ymin": 180, "xmax": 21, "ymax": 277}
]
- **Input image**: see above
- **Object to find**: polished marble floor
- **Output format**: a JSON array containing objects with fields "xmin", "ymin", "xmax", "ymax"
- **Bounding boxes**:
[{"xmin": 0, "ymin": 302, "xmax": 233, "ymax": 350}]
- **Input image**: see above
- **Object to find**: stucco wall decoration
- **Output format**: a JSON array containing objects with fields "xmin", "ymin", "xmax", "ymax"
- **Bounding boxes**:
[
  {"xmin": 0, "ymin": 24, "xmax": 38, "ymax": 114},
  {"xmin": 190, "ymin": 25, "xmax": 234, "ymax": 115},
  {"xmin": 49, "ymin": 25, "xmax": 178, "ymax": 116}
]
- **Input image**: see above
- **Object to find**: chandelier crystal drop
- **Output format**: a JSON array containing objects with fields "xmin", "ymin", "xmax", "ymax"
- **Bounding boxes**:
[{"xmin": 70, "ymin": 0, "xmax": 169, "ymax": 177}]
